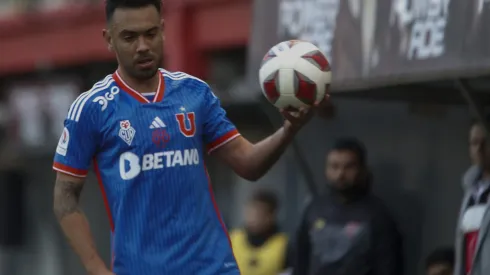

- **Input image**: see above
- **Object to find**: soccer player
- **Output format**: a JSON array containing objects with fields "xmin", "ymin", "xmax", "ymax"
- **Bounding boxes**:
[{"xmin": 52, "ymin": 0, "xmax": 327, "ymax": 274}]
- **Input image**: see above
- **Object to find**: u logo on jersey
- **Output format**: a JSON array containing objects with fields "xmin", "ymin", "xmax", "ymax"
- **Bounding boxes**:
[{"xmin": 175, "ymin": 112, "xmax": 196, "ymax": 137}]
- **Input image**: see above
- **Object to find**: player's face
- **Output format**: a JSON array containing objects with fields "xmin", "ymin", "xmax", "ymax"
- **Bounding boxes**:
[
  {"xmin": 244, "ymin": 201, "xmax": 275, "ymax": 234},
  {"xmin": 325, "ymin": 150, "xmax": 361, "ymax": 192},
  {"xmin": 469, "ymin": 124, "xmax": 490, "ymax": 167},
  {"xmin": 104, "ymin": 5, "xmax": 164, "ymax": 80}
]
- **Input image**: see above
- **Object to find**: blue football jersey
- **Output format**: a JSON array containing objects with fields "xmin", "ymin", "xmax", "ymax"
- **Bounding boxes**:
[{"xmin": 53, "ymin": 69, "xmax": 241, "ymax": 275}]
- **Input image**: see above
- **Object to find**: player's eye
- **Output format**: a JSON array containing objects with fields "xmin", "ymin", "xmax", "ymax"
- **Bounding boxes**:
[
  {"xmin": 123, "ymin": 35, "xmax": 136, "ymax": 42},
  {"xmin": 145, "ymin": 32, "xmax": 157, "ymax": 39}
]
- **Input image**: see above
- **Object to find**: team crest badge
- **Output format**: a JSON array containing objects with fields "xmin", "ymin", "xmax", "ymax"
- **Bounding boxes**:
[
  {"xmin": 175, "ymin": 106, "xmax": 197, "ymax": 137},
  {"xmin": 119, "ymin": 120, "xmax": 136, "ymax": 146}
]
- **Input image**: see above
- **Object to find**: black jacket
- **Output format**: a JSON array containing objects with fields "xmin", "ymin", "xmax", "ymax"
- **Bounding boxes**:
[{"xmin": 292, "ymin": 192, "xmax": 402, "ymax": 275}]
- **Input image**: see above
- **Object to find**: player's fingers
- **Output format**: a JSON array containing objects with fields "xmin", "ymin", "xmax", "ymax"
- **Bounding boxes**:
[
  {"xmin": 281, "ymin": 106, "xmax": 303, "ymax": 116},
  {"xmin": 281, "ymin": 110, "xmax": 301, "ymax": 122},
  {"xmin": 281, "ymin": 110, "xmax": 297, "ymax": 119},
  {"xmin": 303, "ymin": 109, "xmax": 315, "ymax": 121},
  {"xmin": 285, "ymin": 106, "xmax": 301, "ymax": 113},
  {"xmin": 300, "ymin": 107, "xmax": 314, "ymax": 118},
  {"xmin": 289, "ymin": 107, "xmax": 310, "ymax": 119},
  {"xmin": 286, "ymin": 110, "xmax": 313, "ymax": 126},
  {"xmin": 314, "ymin": 94, "xmax": 330, "ymax": 107},
  {"xmin": 298, "ymin": 106, "xmax": 308, "ymax": 114}
]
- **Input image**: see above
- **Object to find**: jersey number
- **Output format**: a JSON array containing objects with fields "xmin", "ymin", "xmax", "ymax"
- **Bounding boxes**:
[{"xmin": 175, "ymin": 112, "xmax": 196, "ymax": 137}]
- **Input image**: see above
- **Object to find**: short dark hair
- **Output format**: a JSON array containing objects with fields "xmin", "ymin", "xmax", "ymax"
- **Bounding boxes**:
[
  {"xmin": 105, "ymin": 0, "xmax": 162, "ymax": 22},
  {"xmin": 330, "ymin": 137, "xmax": 367, "ymax": 166},
  {"xmin": 470, "ymin": 114, "xmax": 490, "ymax": 128},
  {"xmin": 249, "ymin": 189, "xmax": 278, "ymax": 213},
  {"xmin": 425, "ymin": 247, "xmax": 454, "ymax": 269}
]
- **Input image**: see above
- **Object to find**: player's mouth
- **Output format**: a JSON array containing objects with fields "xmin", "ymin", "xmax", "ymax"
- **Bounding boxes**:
[{"xmin": 136, "ymin": 58, "xmax": 155, "ymax": 69}]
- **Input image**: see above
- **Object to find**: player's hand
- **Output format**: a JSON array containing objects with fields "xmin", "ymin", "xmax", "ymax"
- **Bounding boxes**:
[
  {"xmin": 281, "ymin": 94, "xmax": 331, "ymax": 135},
  {"xmin": 315, "ymin": 94, "xmax": 335, "ymax": 119}
]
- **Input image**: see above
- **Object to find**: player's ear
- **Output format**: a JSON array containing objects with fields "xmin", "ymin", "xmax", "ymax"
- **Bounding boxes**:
[
  {"xmin": 160, "ymin": 19, "xmax": 165, "ymax": 40},
  {"xmin": 102, "ymin": 28, "xmax": 114, "ymax": 52}
]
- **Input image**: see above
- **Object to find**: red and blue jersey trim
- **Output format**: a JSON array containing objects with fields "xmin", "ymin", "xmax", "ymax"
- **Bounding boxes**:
[
  {"xmin": 207, "ymin": 129, "xmax": 241, "ymax": 154},
  {"xmin": 53, "ymin": 162, "xmax": 88, "ymax": 178}
]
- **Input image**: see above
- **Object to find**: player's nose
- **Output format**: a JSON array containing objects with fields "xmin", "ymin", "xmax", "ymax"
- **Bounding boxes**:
[{"xmin": 136, "ymin": 37, "xmax": 150, "ymax": 53}]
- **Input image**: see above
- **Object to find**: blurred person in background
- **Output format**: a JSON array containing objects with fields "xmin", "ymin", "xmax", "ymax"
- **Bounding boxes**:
[
  {"xmin": 292, "ymin": 137, "xmax": 402, "ymax": 275},
  {"xmin": 51, "ymin": 0, "xmax": 329, "ymax": 274},
  {"xmin": 455, "ymin": 119, "xmax": 490, "ymax": 275},
  {"xmin": 230, "ymin": 189, "xmax": 289, "ymax": 275},
  {"xmin": 425, "ymin": 247, "xmax": 454, "ymax": 275}
]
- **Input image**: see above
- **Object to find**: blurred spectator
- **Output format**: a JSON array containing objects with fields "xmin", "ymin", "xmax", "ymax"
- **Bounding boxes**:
[
  {"xmin": 292, "ymin": 137, "xmax": 402, "ymax": 275},
  {"xmin": 455, "ymin": 119, "xmax": 490, "ymax": 275},
  {"xmin": 425, "ymin": 247, "xmax": 454, "ymax": 275},
  {"xmin": 230, "ymin": 189, "xmax": 290, "ymax": 275}
]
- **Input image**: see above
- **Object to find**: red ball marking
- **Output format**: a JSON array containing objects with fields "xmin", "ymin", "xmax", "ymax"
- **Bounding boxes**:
[
  {"xmin": 261, "ymin": 51, "xmax": 276, "ymax": 67},
  {"xmin": 302, "ymin": 51, "xmax": 330, "ymax": 72},
  {"xmin": 295, "ymin": 71, "xmax": 317, "ymax": 105},
  {"xmin": 263, "ymin": 72, "xmax": 280, "ymax": 104},
  {"xmin": 263, "ymin": 52, "xmax": 275, "ymax": 61}
]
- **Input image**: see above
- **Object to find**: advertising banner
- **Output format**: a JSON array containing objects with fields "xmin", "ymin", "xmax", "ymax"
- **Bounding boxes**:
[{"xmin": 250, "ymin": 0, "xmax": 490, "ymax": 91}]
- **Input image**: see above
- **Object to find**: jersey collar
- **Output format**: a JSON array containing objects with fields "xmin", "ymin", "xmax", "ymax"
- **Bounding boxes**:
[{"xmin": 112, "ymin": 70, "xmax": 165, "ymax": 103}]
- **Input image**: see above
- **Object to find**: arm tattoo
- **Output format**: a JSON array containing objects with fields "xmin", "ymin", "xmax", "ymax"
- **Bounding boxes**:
[{"xmin": 54, "ymin": 180, "xmax": 84, "ymax": 221}]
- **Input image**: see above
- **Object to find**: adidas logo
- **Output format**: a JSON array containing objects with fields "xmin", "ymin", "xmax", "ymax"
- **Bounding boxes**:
[{"xmin": 150, "ymin": 117, "xmax": 166, "ymax": 129}]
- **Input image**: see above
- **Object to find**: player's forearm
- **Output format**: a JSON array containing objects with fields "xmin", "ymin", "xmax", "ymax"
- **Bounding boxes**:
[
  {"xmin": 57, "ymin": 211, "xmax": 108, "ymax": 273},
  {"xmin": 242, "ymin": 127, "xmax": 294, "ymax": 180},
  {"xmin": 54, "ymin": 179, "xmax": 108, "ymax": 274}
]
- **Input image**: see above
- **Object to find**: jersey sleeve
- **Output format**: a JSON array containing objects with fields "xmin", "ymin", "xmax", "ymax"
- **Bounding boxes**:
[
  {"xmin": 53, "ymin": 98, "xmax": 100, "ymax": 177},
  {"xmin": 202, "ymin": 87, "xmax": 240, "ymax": 154}
]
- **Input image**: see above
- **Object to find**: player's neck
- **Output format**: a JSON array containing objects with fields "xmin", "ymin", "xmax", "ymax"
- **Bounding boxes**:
[{"xmin": 117, "ymin": 68, "xmax": 160, "ymax": 94}]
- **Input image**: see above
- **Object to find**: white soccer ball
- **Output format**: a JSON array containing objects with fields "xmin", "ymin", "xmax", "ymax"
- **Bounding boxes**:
[{"xmin": 259, "ymin": 40, "xmax": 332, "ymax": 109}]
